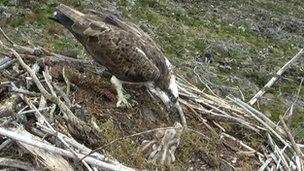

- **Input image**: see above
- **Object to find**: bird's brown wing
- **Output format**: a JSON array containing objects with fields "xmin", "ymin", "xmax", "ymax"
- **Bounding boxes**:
[
  {"xmin": 56, "ymin": 4, "xmax": 162, "ymax": 83},
  {"xmin": 103, "ymin": 15, "xmax": 144, "ymax": 38},
  {"xmin": 84, "ymin": 29, "xmax": 161, "ymax": 82},
  {"xmin": 101, "ymin": 14, "xmax": 170, "ymax": 80}
]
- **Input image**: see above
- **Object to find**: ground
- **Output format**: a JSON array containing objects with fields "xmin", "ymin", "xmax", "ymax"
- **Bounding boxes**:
[{"xmin": 0, "ymin": 0, "xmax": 303, "ymax": 170}]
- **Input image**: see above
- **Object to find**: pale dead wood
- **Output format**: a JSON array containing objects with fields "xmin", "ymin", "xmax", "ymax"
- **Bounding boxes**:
[
  {"xmin": 221, "ymin": 133, "xmax": 264, "ymax": 157},
  {"xmin": 0, "ymin": 57, "xmax": 16, "ymax": 70},
  {"xmin": 0, "ymin": 28, "xmax": 15, "ymax": 45},
  {"xmin": 0, "ymin": 139, "xmax": 12, "ymax": 151},
  {"xmin": 179, "ymin": 98, "xmax": 260, "ymax": 132},
  {"xmin": 249, "ymin": 48, "xmax": 304, "ymax": 105},
  {"xmin": 12, "ymin": 127, "xmax": 74, "ymax": 171},
  {"xmin": 0, "ymin": 157, "xmax": 38, "ymax": 171},
  {"xmin": 228, "ymin": 96, "xmax": 288, "ymax": 146},
  {"xmin": 20, "ymin": 95, "xmax": 94, "ymax": 171},
  {"xmin": 280, "ymin": 116, "xmax": 304, "ymax": 170},
  {"xmin": 258, "ymin": 158, "xmax": 272, "ymax": 171},
  {"xmin": 266, "ymin": 133, "xmax": 290, "ymax": 171},
  {"xmin": 0, "ymin": 127, "xmax": 136, "ymax": 171},
  {"xmin": 7, "ymin": 47, "xmax": 88, "ymax": 130},
  {"xmin": 37, "ymin": 124, "xmax": 112, "ymax": 163}
]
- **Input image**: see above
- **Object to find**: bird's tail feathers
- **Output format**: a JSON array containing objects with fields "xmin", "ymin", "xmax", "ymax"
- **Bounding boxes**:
[
  {"xmin": 57, "ymin": 4, "xmax": 88, "ymax": 24},
  {"xmin": 50, "ymin": 4, "xmax": 90, "ymax": 27}
]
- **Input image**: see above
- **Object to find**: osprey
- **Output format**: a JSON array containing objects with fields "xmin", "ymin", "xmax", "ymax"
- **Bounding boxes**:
[{"xmin": 50, "ymin": 4, "xmax": 179, "ymax": 111}]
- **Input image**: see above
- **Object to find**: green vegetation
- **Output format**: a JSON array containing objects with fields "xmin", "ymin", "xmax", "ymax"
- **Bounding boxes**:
[
  {"xmin": 1, "ymin": 0, "xmax": 303, "ymax": 169},
  {"xmin": 3, "ymin": 0, "xmax": 303, "ymax": 138}
]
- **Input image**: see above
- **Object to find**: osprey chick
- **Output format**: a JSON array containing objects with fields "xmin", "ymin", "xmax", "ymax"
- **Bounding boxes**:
[{"xmin": 50, "ymin": 4, "xmax": 179, "ymax": 111}]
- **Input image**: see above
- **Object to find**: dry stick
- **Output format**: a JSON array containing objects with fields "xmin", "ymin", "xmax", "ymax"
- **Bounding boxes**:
[
  {"xmin": 229, "ymin": 97, "xmax": 289, "ymax": 148},
  {"xmin": 178, "ymin": 80, "xmax": 246, "ymax": 116},
  {"xmin": 280, "ymin": 117, "xmax": 304, "ymax": 170},
  {"xmin": 193, "ymin": 65, "xmax": 216, "ymax": 95},
  {"xmin": 0, "ymin": 157, "xmax": 38, "ymax": 171},
  {"xmin": 249, "ymin": 48, "xmax": 304, "ymax": 105},
  {"xmin": 3, "ymin": 45, "xmax": 96, "ymax": 169},
  {"xmin": 258, "ymin": 157, "xmax": 272, "ymax": 171},
  {"xmin": 0, "ymin": 28, "xmax": 39, "ymax": 55},
  {"xmin": 179, "ymin": 99, "xmax": 259, "ymax": 132},
  {"xmin": 221, "ymin": 133, "xmax": 264, "ymax": 158},
  {"xmin": 42, "ymin": 66, "xmax": 57, "ymax": 96},
  {"xmin": 0, "ymin": 58, "xmax": 16, "ymax": 70},
  {"xmin": 182, "ymin": 100, "xmax": 218, "ymax": 137},
  {"xmin": 8, "ymin": 48, "xmax": 88, "ymax": 129},
  {"xmin": 0, "ymin": 127, "xmax": 135, "ymax": 171},
  {"xmin": 0, "ymin": 28, "xmax": 15, "ymax": 45},
  {"xmin": 0, "ymin": 139, "xmax": 12, "ymax": 150},
  {"xmin": 266, "ymin": 133, "xmax": 289, "ymax": 171},
  {"xmin": 37, "ymin": 124, "xmax": 111, "ymax": 162},
  {"xmin": 231, "ymin": 97, "xmax": 286, "ymax": 137},
  {"xmin": 280, "ymin": 116, "xmax": 303, "ymax": 158},
  {"xmin": 21, "ymin": 95, "xmax": 94, "ymax": 171},
  {"xmin": 175, "ymin": 101, "xmax": 187, "ymax": 128}
]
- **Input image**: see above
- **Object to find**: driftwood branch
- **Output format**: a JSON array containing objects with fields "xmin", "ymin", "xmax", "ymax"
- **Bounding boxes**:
[
  {"xmin": 6, "ymin": 47, "xmax": 89, "ymax": 130},
  {"xmin": 0, "ymin": 127, "xmax": 135, "ymax": 171},
  {"xmin": 0, "ymin": 157, "xmax": 38, "ymax": 171},
  {"xmin": 249, "ymin": 48, "xmax": 304, "ymax": 105}
]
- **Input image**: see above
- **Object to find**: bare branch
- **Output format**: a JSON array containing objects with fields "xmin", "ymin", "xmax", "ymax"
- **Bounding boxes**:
[
  {"xmin": 0, "ymin": 127, "xmax": 135, "ymax": 171},
  {"xmin": 249, "ymin": 48, "xmax": 304, "ymax": 105}
]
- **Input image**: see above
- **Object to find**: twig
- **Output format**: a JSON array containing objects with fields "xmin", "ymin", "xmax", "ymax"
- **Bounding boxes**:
[
  {"xmin": 249, "ymin": 48, "xmax": 304, "ymax": 105},
  {"xmin": 221, "ymin": 132, "xmax": 264, "ymax": 157},
  {"xmin": 228, "ymin": 96, "xmax": 288, "ymax": 144},
  {"xmin": 182, "ymin": 100, "xmax": 218, "ymax": 137},
  {"xmin": 21, "ymin": 96, "xmax": 94, "ymax": 171},
  {"xmin": 4, "ymin": 47, "xmax": 88, "ymax": 129},
  {"xmin": 0, "ymin": 57, "xmax": 16, "ymax": 70},
  {"xmin": 0, "ymin": 28, "xmax": 15, "ymax": 45},
  {"xmin": 266, "ymin": 133, "xmax": 289, "ymax": 171},
  {"xmin": 280, "ymin": 116, "xmax": 304, "ymax": 170},
  {"xmin": 62, "ymin": 67, "xmax": 71, "ymax": 95},
  {"xmin": 9, "ymin": 82, "xmax": 40, "ymax": 96},
  {"xmin": 175, "ymin": 101, "xmax": 187, "ymax": 128},
  {"xmin": 193, "ymin": 65, "xmax": 216, "ymax": 95},
  {"xmin": 18, "ymin": 107, "xmax": 51, "ymax": 115},
  {"xmin": 42, "ymin": 66, "xmax": 57, "ymax": 96},
  {"xmin": 0, "ymin": 157, "xmax": 38, "ymax": 171},
  {"xmin": 258, "ymin": 157, "xmax": 272, "ymax": 171},
  {"xmin": 0, "ymin": 127, "xmax": 135, "ymax": 171},
  {"xmin": 0, "ymin": 139, "xmax": 12, "ymax": 150},
  {"xmin": 37, "ymin": 124, "xmax": 110, "ymax": 162},
  {"xmin": 180, "ymin": 98, "xmax": 260, "ymax": 132}
]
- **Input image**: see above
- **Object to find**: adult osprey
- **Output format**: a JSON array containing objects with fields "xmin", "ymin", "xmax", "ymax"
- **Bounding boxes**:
[{"xmin": 50, "ymin": 4, "xmax": 179, "ymax": 111}]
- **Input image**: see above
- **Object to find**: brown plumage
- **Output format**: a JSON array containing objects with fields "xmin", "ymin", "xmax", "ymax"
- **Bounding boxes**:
[{"xmin": 51, "ymin": 4, "xmax": 179, "ymax": 109}]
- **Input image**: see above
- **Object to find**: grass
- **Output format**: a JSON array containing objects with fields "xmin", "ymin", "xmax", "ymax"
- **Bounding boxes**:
[{"xmin": 1, "ymin": 0, "xmax": 303, "ymax": 169}]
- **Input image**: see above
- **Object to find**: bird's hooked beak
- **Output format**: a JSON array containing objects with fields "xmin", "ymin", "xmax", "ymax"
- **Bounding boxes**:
[{"xmin": 168, "ymin": 75, "xmax": 179, "ymax": 104}]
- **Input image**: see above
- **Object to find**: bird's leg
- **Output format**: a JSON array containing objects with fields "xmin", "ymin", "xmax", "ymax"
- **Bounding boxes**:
[{"xmin": 110, "ymin": 76, "xmax": 131, "ymax": 108}]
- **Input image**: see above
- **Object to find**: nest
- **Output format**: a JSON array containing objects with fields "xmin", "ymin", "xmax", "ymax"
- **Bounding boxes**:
[{"xmin": 0, "ymin": 27, "xmax": 303, "ymax": 170}]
